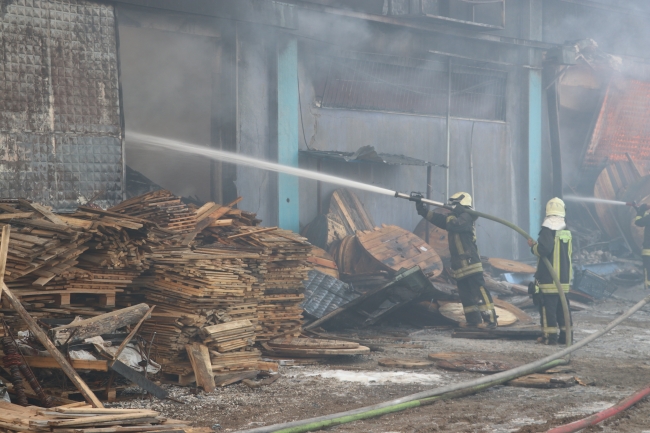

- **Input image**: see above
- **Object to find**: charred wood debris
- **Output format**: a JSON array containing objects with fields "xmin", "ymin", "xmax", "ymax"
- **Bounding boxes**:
[{"xmin": 0, "ymin": 185, "xmax": 641, "ymax": 429}]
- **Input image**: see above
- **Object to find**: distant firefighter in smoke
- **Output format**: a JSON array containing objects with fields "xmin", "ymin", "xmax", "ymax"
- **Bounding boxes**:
[
  {"xmin": 415, "ymin": 192, "xmax": 498, "ymax": 328},
  {"xmin": 528, "ymin": 198, "xmax": 573, "ymax": 345},
  {"xmin": 634, "ymin": 202, "xmax": 650, "ymax": 290}
]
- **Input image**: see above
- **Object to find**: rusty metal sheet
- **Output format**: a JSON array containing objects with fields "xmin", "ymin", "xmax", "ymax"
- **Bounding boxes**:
[
  {"xmin": 584, "ymin": 77, "xmax": 650, "ymax": 170},
  {"xmin": 0, "ymin": 0, "xmax": 122, "ymax": 211}
]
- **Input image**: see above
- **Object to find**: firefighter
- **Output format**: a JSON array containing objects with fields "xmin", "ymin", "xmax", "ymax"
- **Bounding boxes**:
[
  {"xmin": 634, "ymin": 203, "xmax": 650, "ymax": 290},
  {"xmin": 527, "ymin": 197, "xmax": 573, "ymax": 345},
  {"xmin": 416, "ymin": 192, "xmax": 497, "ymax": 328}
]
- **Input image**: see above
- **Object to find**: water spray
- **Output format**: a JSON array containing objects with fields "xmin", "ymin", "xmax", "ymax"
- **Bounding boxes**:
[
  {"xmin": 563, "ymin": 194, "xmax": 637, "ymax": 207},
  {"xmin": 132, "ymin": 133, "xmax": 571, "ymax": 345}
]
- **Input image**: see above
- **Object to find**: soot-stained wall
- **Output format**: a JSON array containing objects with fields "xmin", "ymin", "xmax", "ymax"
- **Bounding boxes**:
[
  {"xmin": 0, "ymin": 0, "xmax": 122, "ymax": 210},
  {"xmin": 296, "ymin": 47, "xmax": 527, "ymax": 259}
]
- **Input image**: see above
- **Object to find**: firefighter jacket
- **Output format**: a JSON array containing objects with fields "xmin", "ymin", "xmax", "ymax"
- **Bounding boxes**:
[
  {"xmin": 425, "ymin": 207, "xmax": 483, "ymax": 280},
  {"xmin": 532, "ymin": 227, "xmax": 572, "ymax": 294},
  {"xmin": 634, "ymin": 210, "xmax": 650, "ymax": 255}
]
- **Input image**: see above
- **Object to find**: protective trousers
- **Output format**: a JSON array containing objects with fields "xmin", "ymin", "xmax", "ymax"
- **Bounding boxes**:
[
  {"xmin": 538, "ymin": 292, "xmax": 572, "ymax": 344},
  {"xmin": 456, "ymin": 273, "xmax": 497, "ymax": 326}
]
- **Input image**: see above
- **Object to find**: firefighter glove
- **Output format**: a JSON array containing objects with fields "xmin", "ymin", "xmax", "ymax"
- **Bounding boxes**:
[
  {"xmin": 415, "ymin": 200, "xmax": 427, "ymax": 217},
  {"xmin": 637, "ymin": 203, "xmax": 649, "ymax": 216}
]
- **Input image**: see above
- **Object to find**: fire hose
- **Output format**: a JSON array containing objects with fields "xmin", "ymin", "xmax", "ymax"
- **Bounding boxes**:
[
  {"xmin": 547, "ymin": 382, "xmax": 650, "ymax": 433},
  {"xmin": 234, "ymin": 193, "xmax": 650, "ymax": 433},
  {"xmin": 397, "ymin": 191, "xmax": 572, "ymax": 346}
]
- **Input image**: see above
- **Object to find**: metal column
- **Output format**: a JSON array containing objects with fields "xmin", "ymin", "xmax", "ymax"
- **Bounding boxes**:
[
  {"xmin": 277, "ymin": 37, "xmax": 300, "ymax": 232},
  {"xmin": 528, "ymin": 70, "xmax": 543, "ymax": 234},
  {"xmin": 526, "ymin": 0, "xmax": 544, "ymax": 234}
]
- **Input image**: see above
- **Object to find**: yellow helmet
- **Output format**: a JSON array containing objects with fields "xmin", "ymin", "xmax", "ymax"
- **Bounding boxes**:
[
  {"xmin": 449, "ymin": 192, "xmax": 472, "ymax": 208},
  {"xmin": 546, "ymin": 197, "xmax": 566, "ymax": 217}
]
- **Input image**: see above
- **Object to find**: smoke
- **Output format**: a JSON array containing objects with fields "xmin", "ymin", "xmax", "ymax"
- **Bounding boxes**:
[{"xmin": 119, "ymin": 23, "xmax": 217, "ymax": 202}]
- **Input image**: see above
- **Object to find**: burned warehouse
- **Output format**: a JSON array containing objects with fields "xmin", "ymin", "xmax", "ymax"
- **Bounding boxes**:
[{"xmin": 1, "ymin": 0, "xmax": 650, "ymax": 432}]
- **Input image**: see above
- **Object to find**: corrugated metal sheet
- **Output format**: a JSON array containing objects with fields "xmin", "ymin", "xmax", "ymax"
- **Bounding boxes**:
[
  {"xmin": 584, "ymin": 78, "xmax": 650, "ymax": 169},
  {"xmin": 0, "ymin": 0, "xmax": 121, "ymax": 210},
  {"xmin": 302, "ymin": 270, "xmax": 360, "ymax": 319},
  {"xmin": 321, "ymin": 57, "xmax": 507, "ymax": 121}
]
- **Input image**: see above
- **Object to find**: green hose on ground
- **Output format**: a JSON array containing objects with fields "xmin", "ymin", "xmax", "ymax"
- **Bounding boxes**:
[
  {"xmin": 238, "ymin": 291, "xmax": 650, "ymax": 433},
  {"xmin": 236, "ymin": 194, "xmax": 650, "ymax": 433},
  {"xmin": 273, "ymin": 360, "xmax": 567, "ymax": 433}
]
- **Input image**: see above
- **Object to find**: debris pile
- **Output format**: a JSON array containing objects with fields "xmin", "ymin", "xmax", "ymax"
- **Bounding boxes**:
[
  {"xmin": 0, "ymin": 189, "xmax": 314, "ymax": 407},
  {"xmin": 0, "ymin": 401, "xmax": 188, "ymax": 432}
]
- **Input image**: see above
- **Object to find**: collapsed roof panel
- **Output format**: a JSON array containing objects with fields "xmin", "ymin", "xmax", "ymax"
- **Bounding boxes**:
[
  {"xmin": 584, "ymin": 77, "xmax": 650, "ymax": 170},
  {"xmin": 302, "ymin": 270, "xmax": 360, "ymax": 319}
]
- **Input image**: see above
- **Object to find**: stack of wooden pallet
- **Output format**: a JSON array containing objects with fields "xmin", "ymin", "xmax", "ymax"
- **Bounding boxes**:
[
  {"xmin": 197, "ymin": 225, "xmax": 312, "ymax": 341},
  {"xmin": 109, "ymin": 190, "xmax": 198, "ymax": 233},
  {"xmin": 0, "ymin": 401, "xmax": 188, "ymax": 432},
  {"xmin": 134, "ymin": 247, "xmax": 264, "ymax": 365},
  {"xmin": 200, "ymin": 319, "xmax": 255, "ymax": 352},
  {"xmin": 251, "ymin": 230, "xmax": 311, "ymax": 340}
]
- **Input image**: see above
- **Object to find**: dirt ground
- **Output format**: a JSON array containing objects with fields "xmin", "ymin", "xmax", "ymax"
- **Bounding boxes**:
[{"xmin": 113, "ymin": 283, "xmax": 650, "ymax": 432}]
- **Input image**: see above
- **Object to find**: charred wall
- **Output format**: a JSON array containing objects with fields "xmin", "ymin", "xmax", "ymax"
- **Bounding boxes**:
[{"xmin": 0, "ymin": 0, "xmax": 122, "ymax": 210}]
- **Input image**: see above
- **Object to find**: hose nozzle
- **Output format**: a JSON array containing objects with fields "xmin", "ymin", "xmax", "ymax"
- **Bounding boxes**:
[{"xmin": 626, "ymin": 201, "xmax": 638, "ymax": 208}]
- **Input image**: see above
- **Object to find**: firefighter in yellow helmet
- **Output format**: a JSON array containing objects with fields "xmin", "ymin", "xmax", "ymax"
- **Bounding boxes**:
[
  {"xmin": 527, "ymin": 198, "xmax": 573, "ymax": 345},
  {"xmin": 416, "ymin": 192, "xmax": 497, "ymax": 328},
  {"xmin": 634, "ymin": 202, "xmax": 650, "ymax": 289}
]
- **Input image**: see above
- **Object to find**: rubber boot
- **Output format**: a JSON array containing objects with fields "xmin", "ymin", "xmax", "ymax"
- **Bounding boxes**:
[
  {"xmin": 462, "ymin": 311, "xmax": 483, "ymax": 327},
  {"xmin": 558, "ymin": 331, "xmax": 573, "ymax": 345},
  {"xmin": 546, "ymin": 333, "xmax": 558, "ymax": 345},
  {"xmin": 478, "ymin": 309, "xmax": 498, "ymax": 329}
]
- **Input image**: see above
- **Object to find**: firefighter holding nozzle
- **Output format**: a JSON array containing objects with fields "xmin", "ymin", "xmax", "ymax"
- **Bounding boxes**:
[{"xmin": 415, "ymin": 192, "xmax": 498, "ymax": 329}]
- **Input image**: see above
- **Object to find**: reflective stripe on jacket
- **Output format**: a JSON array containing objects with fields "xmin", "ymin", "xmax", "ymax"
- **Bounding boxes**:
[
  {"xmin": 426, "ymin": 208, "xmax": 483, "ymax": 280},
  {"xmin": 533, "ymin": 228, "xmax": 572, "ymax": 294}
]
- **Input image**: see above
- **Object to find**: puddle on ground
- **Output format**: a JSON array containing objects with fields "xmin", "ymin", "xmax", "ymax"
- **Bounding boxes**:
[
  {"xmin": 555, "ymin": 401, "xmax": 613, "ymax": 417},
  {"xmin": 491, "ymin": 417, "xmax": 545, "ymax": 433},
  {"xmin": 295, "ymin": 369, "xmax": 443, "ymax": 385}
]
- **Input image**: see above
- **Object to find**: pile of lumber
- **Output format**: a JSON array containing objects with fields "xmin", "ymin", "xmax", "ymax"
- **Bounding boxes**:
[
  {"xmin": 0, "ymin": 190, "xmax": 313, "ymax": 397},
  {"xmin": 201, "ymin": 319, "xmax": 255, "ymax": 353},
  {"xmin": 0, "ymin": 401, "xmax": 188, "ymax": 432},
  {"xmin": 0, "ymin": 201, "xmax": 92, "ymax": 285},
  {"xmin": 109, "ymin": 190, "xmax": 198, "ymax": 233},
  {"xmin": 134, "ymin": 247, "xmax": 264, "ymax": 366},
  {"xmin": 247, "ymin": 230, "xmax": 311, "ymax": 340}
]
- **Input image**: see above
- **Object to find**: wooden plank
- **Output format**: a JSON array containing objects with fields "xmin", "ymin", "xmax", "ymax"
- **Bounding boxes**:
[
  {"xmin": 23, "ymin": 357, "xmax": 108, "ymax": 371},
  {"xmin": 227, "ymin": 227, "xmax": 277, "ymax": 239},
  {"xmin": 331, "ymin": 192, "xmax": 357, "ymax": 232},
  {"xmin": 50, "ymin": 303, "xmax": 151, "ymax": 344},
  {"xmin": 201, "ymin": 319, "xmax": 253, "ymax": 335},
  {"xmin": 213, "ymin": 370, "xmax": 258, "ymax": 387},
  {"xmin": 186, "ymin": 343, "xmax": 216, "ymax": 392},
  {"xmin": 21, "ymin": 200, "xmax": 66, "ymax": 225},
  {"xmin": 488, "ymin": 258, "xmax": 536, "ymax": 274},
  {"xmin": 0, "ymin": 212, "xmax": 34, "ymax": 220}
]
